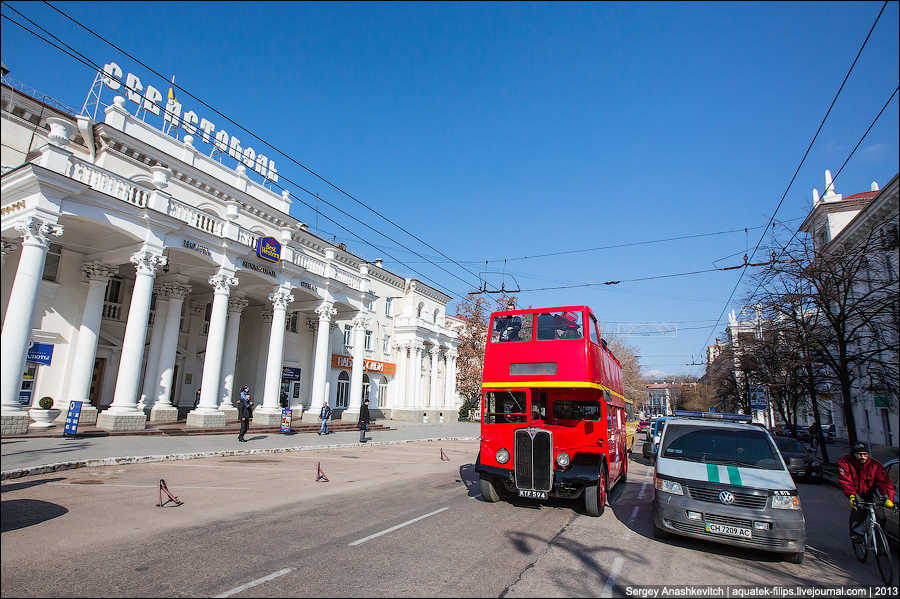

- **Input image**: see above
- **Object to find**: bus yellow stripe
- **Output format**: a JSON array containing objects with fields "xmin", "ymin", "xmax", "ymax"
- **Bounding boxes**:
[{"xmin": 481, "ymin": 381, "xmax": 626, "ymax": 400}]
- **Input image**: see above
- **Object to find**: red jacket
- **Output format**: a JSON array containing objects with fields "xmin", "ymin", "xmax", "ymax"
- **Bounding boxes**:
[{"xmin": 837, "ymin": 455, "xmax": 895, "ymax": 501}]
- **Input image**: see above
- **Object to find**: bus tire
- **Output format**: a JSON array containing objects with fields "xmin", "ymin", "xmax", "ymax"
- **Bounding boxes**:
[
  {"xmin": 620, "ymin": 454, "xmax": 628, "ymax": 483},
  {"xmin": 786, "ymin": 552, "xmax": 804, "ymax": 565},
  {"xmin": 479, "ymin": 476, "xmax": 501, "ymax": 503},
  {"xmin": 585, "ymin": 466, "xmax": 607, "ymax": 516}
]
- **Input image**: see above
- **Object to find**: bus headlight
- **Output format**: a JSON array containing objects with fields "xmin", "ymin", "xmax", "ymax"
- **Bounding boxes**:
[
  {"xmin": 772, "ymin": 495, "xmax": 801, "ymax": 510},
  {"xmin": 655, "ymin": 478, "xmax": 684, "ymax": 495},
  {"xmin": 496, "ymin": 448, "xmax": 510, "ymax": 464},
  {"xmin": 556, "ymin": 452, "xmax": 571, "ymax": 468}
]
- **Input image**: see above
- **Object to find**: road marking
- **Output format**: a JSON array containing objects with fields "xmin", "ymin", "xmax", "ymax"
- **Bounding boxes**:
[
  {"xmin": 628, "ymin": 505, "xmax": 639, "ymax": 522},
  {"xmin": 349, "ymin": 507, "xmax": 449, "ymax": 546},
  {"xmin": 48, "ymin": 483, "xmax": 251, "ymax": 490},
  {"xmin": 637, "ymin": 482, "xmax": 649, "ymax": 499},
  {"xmin": 601, "ymin": 556, "xmax": 625, "ymax": 597},
  {"xmin": 213, "ymin": 568, "xmax": 293, "ymax": 598}
]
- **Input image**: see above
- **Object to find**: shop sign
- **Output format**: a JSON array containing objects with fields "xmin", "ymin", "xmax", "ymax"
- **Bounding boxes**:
[
  {"xmin": 281, "ymin": 367, "xmax": 301, "ymax": 381},
  {"xmin": 18, "ymin": 390, "xmax": 32, "ymax": 407},
  {"xmin": 331, "ymin": 354, "xmax": 396, "ymax": 376},
  {"xmin": 280, "ymin": 409, "xmax": 292, "ymax": 433},
  {"xmin": 241, "ymin": 259, "xmax": 277, "ymax": 278},
  {"xmin": 26, "ymin": 342, "xmax": 54, "ymax": 365},
  {"xmin": 256, "ymin": 237, "xmax": 282, "ymax": 263},
  {"xmin": 182, "ymin": 238, "xmax": 211, "ymax": 257},
  {"xmin": 64, "ymin": 401, "xmax": 83, "ymax": 437},
  {"xmin": 99, "ymin": 62, "xmax": 279, "ymax": 183},
  {"xmin": 750, "ymin": 386, "xmax": 767, "ymax": 411}
]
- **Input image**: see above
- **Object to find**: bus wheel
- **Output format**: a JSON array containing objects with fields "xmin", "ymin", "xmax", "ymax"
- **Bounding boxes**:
[
  {"xmin": 479, "ymin": 476, "xmax": 501, "ymax": 503},
  {"xmin": 585, "ymin": 467, "xmax": 607, "ymax": 516}
]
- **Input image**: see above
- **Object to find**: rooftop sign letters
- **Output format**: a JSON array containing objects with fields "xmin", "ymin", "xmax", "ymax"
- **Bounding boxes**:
[
  {"xmin": 331, "ymin": 354, "xmax": 396, "ymax": 376},
  {"xmin": 100, "ymin": 62, "xmax": 278, "ymax": 183},
  {"xmin": 256, "ymin": 236, "xmax": 282, "ymax": 263}
]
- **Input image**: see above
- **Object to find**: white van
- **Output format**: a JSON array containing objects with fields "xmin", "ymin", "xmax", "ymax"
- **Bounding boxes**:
[{"xmin": 652, "ymin": 412, "xmax": 807, "ymax": 564}]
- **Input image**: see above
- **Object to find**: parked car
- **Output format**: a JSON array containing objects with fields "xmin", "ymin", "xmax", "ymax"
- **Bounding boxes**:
[
  {"xmin": 821, "ymin": 424, "xmax": 835, "ymax": 442},
  {"xmin": 637, "ymin": 420, "xmax": 650, "ymax": 434},
  {"xmin": 773, "ymin": 436, "xmax": 822, "ymax": 482},
  {"xmin": 875, "ymin": 458, "xmax": 899, "ymax": 544}
]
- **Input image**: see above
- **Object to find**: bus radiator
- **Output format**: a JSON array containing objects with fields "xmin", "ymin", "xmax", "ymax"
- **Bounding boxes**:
[{"xmin": 514, "ymin": 428, "xmax": 553, "ymax": 492}]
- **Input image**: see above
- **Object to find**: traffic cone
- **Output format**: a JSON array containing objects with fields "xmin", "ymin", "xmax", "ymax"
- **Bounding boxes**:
[
  {"xmin": 440, "ymin": 448, "xmax": 450, "ymax": 461},
  {"xmin": 157, "ymin": 479, "xmax": 183, "ymax": 507},
  {"xmin": 315, "ymin": 462, "xmax": 329, "ymax": 482}
]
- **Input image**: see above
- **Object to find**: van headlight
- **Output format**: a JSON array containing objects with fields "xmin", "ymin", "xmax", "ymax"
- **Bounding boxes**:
[
  {"xmin": 556, "ymin": 452, "xmax": 570, "ymax": 468},
  {"xmin": 655, "ymin": 478, "xmax": 684, "ymax": 495},
  {"xmin": 772, "ymin": 495, "xmax": 801, "ymax": 510},
  {"xmin": 496, "ymin": 448, "xmax": 510, "ymax": 464}
]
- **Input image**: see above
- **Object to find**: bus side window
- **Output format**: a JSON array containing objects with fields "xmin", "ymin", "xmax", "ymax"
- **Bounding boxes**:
[
  {"xmin": 606, "ymin": 402, "xmax": 613, "ymax": 431},
  {"xmin": 531, "ymin": 390, "xmax": 547, "ymax": 420}
]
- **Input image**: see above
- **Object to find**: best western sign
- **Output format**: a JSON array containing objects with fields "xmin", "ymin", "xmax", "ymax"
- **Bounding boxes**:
[
  {"xmin": 331, "ymin": 354, "xmax": 396, "ymax": 376},
  {"xmin": 100, "ymin": 62, "xmax": 278, "ymax": 183},
  {"xmin": 256, "ymin": 236, "xmax": 281, "ymax": 263}
]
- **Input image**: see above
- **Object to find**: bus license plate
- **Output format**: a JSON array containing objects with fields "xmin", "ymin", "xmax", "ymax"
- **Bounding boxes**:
[
  {"xmin": 518, "ymin": 489, "xmax": 548, "ymax": 499},
  {"xmin": 705, "ymin": 523, "xmax": 752, "ymax": 538}
]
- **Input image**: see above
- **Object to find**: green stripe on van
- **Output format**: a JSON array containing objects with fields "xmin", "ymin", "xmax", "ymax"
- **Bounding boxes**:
[
  {"xmin": 706, "ymin": 464, "xmax": 720, "ymax": 483},
  {"xmin": 726, "ymin": 466, "xmax": 743, "ymax": 486}
]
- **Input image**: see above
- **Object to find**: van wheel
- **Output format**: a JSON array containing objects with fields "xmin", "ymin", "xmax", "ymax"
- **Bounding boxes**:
[
  {"xmin": 479, "ymin": 476, "xmax": 501, "ymax": 503},
  {"xmin": 786, "ymin": 552, "xmax": 804, "ymax": 564}
]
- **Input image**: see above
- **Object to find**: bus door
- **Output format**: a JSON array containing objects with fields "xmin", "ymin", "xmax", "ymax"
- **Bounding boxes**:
[{"xmin": 605, "ymin": 392, "xmax": 621, "ymax": 479}]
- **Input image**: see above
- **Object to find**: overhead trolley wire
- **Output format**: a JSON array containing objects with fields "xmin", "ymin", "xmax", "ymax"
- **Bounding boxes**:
[
  {"xmin": 698, "ymin": 0, "xmax": 890, "ymax": 353},
  {"xmin": 39, "ymin": 0, "xmax": 490, "ymax": 292},
  {"xmin": 0, "ymin": 5, "xmax": 469, "ymax": 299}
]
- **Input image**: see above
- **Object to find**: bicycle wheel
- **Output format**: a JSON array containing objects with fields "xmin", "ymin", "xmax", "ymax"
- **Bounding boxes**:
[
  {"xmin": 850, "ymin": 518, "xmax": 868, "ymax": 563},
  {"xmin": 873, "ymin": 525, "xmax": 894, "ymax": 586}
]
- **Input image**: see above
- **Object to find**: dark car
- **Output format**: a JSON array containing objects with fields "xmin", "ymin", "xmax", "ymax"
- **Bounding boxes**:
[
  {"xmin": 636, "ymin": 419, "xmax": 650, "ymax": 434},
  {"xmin": 774, "ymin": 436, "xmax": 822, "ymax": 482},
  {"xmin": 875, "ymin": 458, "xmax": 899, "ymax": 544}
]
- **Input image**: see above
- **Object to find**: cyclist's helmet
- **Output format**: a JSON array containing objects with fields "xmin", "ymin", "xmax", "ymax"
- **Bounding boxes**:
[{"xmin": 852, "ymin": 442, "xmax": 869, "ymax": 454}]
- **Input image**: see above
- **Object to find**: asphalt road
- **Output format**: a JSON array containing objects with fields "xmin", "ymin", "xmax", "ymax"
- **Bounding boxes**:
[{"xmin": 1, "ymin": 438, "xmax": 896, "ymax": 597}]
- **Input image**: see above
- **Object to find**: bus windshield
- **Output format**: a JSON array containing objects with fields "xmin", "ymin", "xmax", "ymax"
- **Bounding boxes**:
[
  {"xmin": 536, "ymin": 311, "xmax": 584, "ymax": 340},
  {"xmin": 484, "ymin": 391, "xmax": 527, "ymax": 424},
  {"xmin": 660, "ymin": 424, "xmax": 782, "ymax": 470}
]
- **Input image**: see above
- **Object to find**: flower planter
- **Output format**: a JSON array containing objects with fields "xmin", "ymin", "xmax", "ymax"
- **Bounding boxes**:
[{"xmin": 29, "ymin": 408, "xmax": 61, "ymax": 428}]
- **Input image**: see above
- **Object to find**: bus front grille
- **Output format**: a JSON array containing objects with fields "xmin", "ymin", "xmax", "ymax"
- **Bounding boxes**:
[{"xmin": 514, "ymin": 428, "xmax": 553, "ymax": 492}]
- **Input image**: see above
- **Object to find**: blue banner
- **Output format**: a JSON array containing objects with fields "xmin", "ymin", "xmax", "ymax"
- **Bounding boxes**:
[
  {"xmin": 64, "ymin": 401, "xmax": 83, "ymax": 437},
  {"xmin": 280, "ymin": 409, "xmax": 292, "ymax": 433},
  {"xmin": 18, "ymin": 390, "xmax": 32, "ymax": 407},
  {"xmin": 27, "ymin": 342, "xmax": 54, "ymax": 365}
]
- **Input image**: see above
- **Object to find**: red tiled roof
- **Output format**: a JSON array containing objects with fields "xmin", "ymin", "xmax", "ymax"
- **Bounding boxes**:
[{"xmin": 843, "ymin": 190, "xmax": 879, "ymax": 200}]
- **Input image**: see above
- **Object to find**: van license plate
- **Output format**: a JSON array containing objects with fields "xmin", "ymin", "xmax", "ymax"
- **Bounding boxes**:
[
  {"xmin": 705, "ymin": 523, "xmax": 752, "ymax": 538},
  {"xmin": 518, "ymin": 490, "xmax": 548, "ymax": 499}
]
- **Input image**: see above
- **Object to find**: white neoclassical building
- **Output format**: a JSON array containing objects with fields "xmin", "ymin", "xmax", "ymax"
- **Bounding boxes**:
[{"xmin": 1, "ymin": 76, "xmax": 460, "ymax": 435}]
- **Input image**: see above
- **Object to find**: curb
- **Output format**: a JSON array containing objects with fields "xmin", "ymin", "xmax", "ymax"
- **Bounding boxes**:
[{"xmin": 0, "ymin": 436, "xmax": 479, "ymax": 481}]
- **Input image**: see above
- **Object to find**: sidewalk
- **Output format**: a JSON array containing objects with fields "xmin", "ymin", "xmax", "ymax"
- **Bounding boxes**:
[{"xmin": 1, "ymin": 420, "xmax": 481, "ymax": 480}]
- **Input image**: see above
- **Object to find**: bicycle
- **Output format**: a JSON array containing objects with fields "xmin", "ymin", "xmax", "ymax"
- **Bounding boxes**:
[{"xmin": 850, "ymin": 499, "xmax": 895, "ymax": 585}]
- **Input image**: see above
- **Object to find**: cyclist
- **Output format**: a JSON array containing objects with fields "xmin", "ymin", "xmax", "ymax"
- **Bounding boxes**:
[{"xmin": 838, "ymin": 442, "xmax": 895, "ymax": 541}]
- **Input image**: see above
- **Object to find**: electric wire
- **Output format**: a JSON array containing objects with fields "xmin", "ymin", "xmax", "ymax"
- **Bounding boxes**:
[
  {"xmin": 698, "ymin": 0, "xmax": 889, "ymax": 353},
  {"xmin": 0, "ymin": 6, "xmax": 469, "ymax": 299},
  {"xmin": 39, "ymin": 0, "xmax": 490, "ymax": 291}
]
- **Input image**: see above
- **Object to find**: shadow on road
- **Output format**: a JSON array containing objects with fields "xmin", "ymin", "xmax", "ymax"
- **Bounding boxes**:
[
  {"xmin": 2, "ymin": 441, "xmax": 93, "ymax": 458},
  {"xmin": 459, "ymin": 463, "xmax": 481, "ymax": 498},
  {"xmin": 1, "ymin": 477, "xmax": 66, "ymax": 494},
  {"xmin": 1, "ymin": 498, "xmax": 69, "ymax": 532}
]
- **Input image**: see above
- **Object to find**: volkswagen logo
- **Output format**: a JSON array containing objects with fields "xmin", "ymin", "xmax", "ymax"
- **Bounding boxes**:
[{"xmin": 718, "ymin": 491, "xmax": 735, "ymax": 505}]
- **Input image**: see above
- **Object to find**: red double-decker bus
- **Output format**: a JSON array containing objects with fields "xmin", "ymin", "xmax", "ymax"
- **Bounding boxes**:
[{"xmin": 475, "ymin": 305, "xmax": 630, "ymax": 516}]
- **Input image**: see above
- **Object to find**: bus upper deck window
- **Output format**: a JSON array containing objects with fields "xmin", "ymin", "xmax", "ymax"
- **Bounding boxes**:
[
  {"xmin": 536, "ymin": 311, "xmax": 584, "ymax": 340},
  {"xmin": 491, "ymin": 314, "xmax": 533, "ymax": 343}
]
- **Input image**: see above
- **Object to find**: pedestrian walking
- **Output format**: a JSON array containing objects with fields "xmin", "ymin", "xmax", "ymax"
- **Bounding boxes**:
[
  {"xmin": 318, "ymin": 399, "xmax": 333, "ymax": 435},
  {"xmin": 238, "ymin": 386, "xmax": 253, "ymax": 442},
  {"xmin": 194, "ymin": 387, "xmax": 201, "ymax": 409},
  {"xmin": 358, "ymin": 398, "xmax": 371, "ymax": 443}
]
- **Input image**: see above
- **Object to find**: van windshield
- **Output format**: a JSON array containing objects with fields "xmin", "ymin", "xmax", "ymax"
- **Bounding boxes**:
[{"xmin": 660, "ymin": 424, "xmax": 782, "ymax": 470}]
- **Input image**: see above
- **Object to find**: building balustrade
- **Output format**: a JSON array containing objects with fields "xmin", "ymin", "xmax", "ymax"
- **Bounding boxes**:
[
  {"xmin": 167, "ymin": 198, "xmax": 224, "ymax": 237},
  {"xmin": 68, "ymin": 157, "xmax": 150, "ymax": 208},
  {"xmin": 102, "ymin": 301, "xmax": 123, "ymax": 321}
]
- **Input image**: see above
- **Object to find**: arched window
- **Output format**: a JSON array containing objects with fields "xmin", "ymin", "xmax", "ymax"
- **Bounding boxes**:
[
  {"xmin": 377, "ymin": 376, "xmax": 388, "ymax": 408},
  {"xmin": 336, "ymin": 371, "xmax": 350, "ymax": 408},
  {"xmin": 362, "ymin": 373, "xmax": 370, "ymax": 403},
  {"xmin": 416, "ymin": 302, "xmax": 424, "ymax": 318}
]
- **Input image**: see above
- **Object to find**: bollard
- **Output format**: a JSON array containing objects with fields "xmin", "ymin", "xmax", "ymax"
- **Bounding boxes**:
[
  {"xmin": 315, "ymin": 461, "xmax": 329, "ymax": 483},
  {"xmin": 157, "ymin": 479, "xmax": 183, "ymax": 507}
]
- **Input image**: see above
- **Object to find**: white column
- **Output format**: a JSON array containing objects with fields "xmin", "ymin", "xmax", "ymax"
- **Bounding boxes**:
[
  {"xmin": 97, "ymin": 250, "xmax": 166, "ymax": 431},
  {"xmin": 411, "ymin": 342, "xmax": 424, "ymax": 412},
  {"xmin": 137, "ymin": 289, "xmax": 167, "ymax": 413},
  {"xmin": 429, "ymin": 347, "xmax": 441, "ymax": 410},
  {"xmin": 444, "ymin": 351, "xmax": 458, "ymax": 411},
  {"xmin": 219, "ymin": 296, "xmax": 248, "ymax": 419},
  {"xmin": 187, "ymin": 271, "xmax": 238, "ymax": 427},
  {"xmin": 254, "ymin": 286, "xmax": 294, "ymax": 424},
  {"xmin": 1, "ymin": 219, "xmax": 63, "ymax": 427},
  {"xmin": 310, "ymin": 301, "xmax": 336, "ymax": 408},
  {"xmin": 345, "ymin": 313, "xmax": 369, "ymax": 415},
  {"xmin": 394, "ymin": 342, "xmax": 408, "ymax": 410},
  {"xmin": 63, "ymin": 262, "xmax": 117, "ymax": 424},
  {"xmin": 150, "ymin": 282, "xmax": 191, "ymax": 423}
]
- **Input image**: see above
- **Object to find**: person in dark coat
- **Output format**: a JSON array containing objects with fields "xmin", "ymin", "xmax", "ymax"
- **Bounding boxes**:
[
  {"xmin": 238, "ymin": 386, "xmax": 253, "ymax": 442},
  {"xmin": 358, "ymin": 398, "xmax": 371, "ymax": 443}
]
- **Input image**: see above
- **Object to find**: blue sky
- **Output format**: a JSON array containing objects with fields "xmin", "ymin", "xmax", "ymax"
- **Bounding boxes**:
[{"xmin": 2, "ymin": 1, "xmax": 898, "ymax": 378}]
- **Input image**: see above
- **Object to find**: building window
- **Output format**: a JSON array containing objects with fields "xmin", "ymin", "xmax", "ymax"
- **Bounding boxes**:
[
  {"xmin": 377, "ymin": 376, "xmax": 388, "ymax": 408},
  {"xmin": 362, "ymin": 373, "xmax": 370, "ymax": 403},
  {"xmin": 286, "ymin": 311, "xmax": 299, "ymax": 333},
  {"xmin": 336, "ymin": 371, "xmax": 349, "ymax": 408},
  {"xmin": 383, "ymin": 335, "xmax": 391, "ymax": 355},
  {"xmin": 364, "ymin": 293, "xmax": 374, "ymax": 311},
  {"xmin": 42, "ymin": 243, "xmax": 62, "ymax": 282},
  {"xmin": 364, "ymin": 330, "xmax": 372, "ymax": 350},
  {"xmin": 343, "ymin": 324, "xmax": 352, "ymax": 346},
  {"xmin": 385, "ymin": 297, "xmax": 392, "ymax": 317}
]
